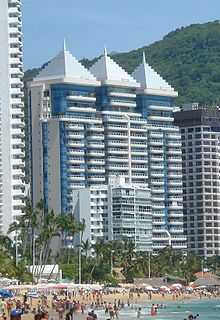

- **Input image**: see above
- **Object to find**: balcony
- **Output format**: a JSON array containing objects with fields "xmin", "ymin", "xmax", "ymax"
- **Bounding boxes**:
[
  {"xmin": 130, "ymin": 127, "xmax": 146, "ymax": 132},
  {"xmin": 86, "ymin": 126, "xmax": 104, "ymax": 132},
  {"xmin": 87, "ymin": 159, "xmax": 105, "ymax": 165},
  {"xmin": 66, "ymin": 142, "xmax": 84, "ymax": 147},
  {"xmin": 149, "ymin": 140, "xmax": 163, "ymax": 146},
  {"xmin": 68, "ymin": 159, "xmax": 84, "ymax": 164},
  {"xmin": 130, "ymin": 135, "xmax": 147, "ymax": 141},
  {"xmin": 107, "ymin": 141, "xmax": 128, "ymax": 147},
  {"xmin": 108, "ymin": 158, "xmax": 128, "ymax": 163},
  {"xmin": 149, "ymin": 132, "xmax": 163, "ymax": 139},
  {"xmin": 132, "ymin": 167, "xmax": 148, "ymax": 172},
  {"xmin": 87, "ymin": 176, "xmax": 105, "ymax": 182},
  {"xmin": 151, "ymin": 180, "xmax": 164, "ymax": 186},
  {"xmin": 149, "ymin": 105, "xmax": 173, "ymax": 112},
  {"xmin": 168, "ymin": 181, "xmax": 182, "ymax": 186},
  {"xmin": 110, "ymin": 101, "xmax": 136, "ymax": 108},
  {"xmin": 151, "ymin": 156, "xmax": 163, "ymax": 162},
  {"xmin": 108, "ymin": 149, "xmax": 128, "ymax": 155},
  {"xmin": 68, "ymin": 150, "xmax": 84, "ymax": 156},
  {"xmin": 87, "ymin": 145, "xmax": 105, "ymax": 151},
  {"xmin": 131, "ymin": 158, "xmax": 147, "ymax": 164},
  {"xmin": 148, "ymin": 115, "xmax": 174, "ymax": 122},
  {"xmin": 68, "ymin": 176, "xmax": 85, "ymax": 181},
  {"xmin": 151, "ymin": 164, "xmax": 164, "ymax": 170},
  {"xmin": 68, "ymin": 168, "xmax": 84, "ymax": 173},
  {"xmin": 67, "ymin": 95, "xmax": 96, "ymax": 102},
  {"xmin": 87, "ymin": 151, "xmax": 105, "ymax": 157},
  {"xmin": 106, "ymin": 125, "xmax": 128, "ymax": 131},
  {"xmin": 67, "ymin": 133, "xmax": 84, "ymax": 139},
  {"xmin": 87, "ymin": 135, "xmax": 104, "ymax": 141},
  {"xmin": 66, "ymin": 125, "xmax": 84, "ymax": 131},
  {"xmin": 108, "ymin": 92, "xmax": 136, "ymax": 98},
  {"xmin": 107, "ymin": 133, "xmax": 128, "ymax": 139},
  {"xmin": 150, "ymin": 148, "xmax": 163, "ymax": 154},
  {"xmin": 107, "ymin": 165, "xmax": 129, "ymax": 171},
  {"xmin": 87, "ymin": 168, "xmax": 105, "ymax": 173}
]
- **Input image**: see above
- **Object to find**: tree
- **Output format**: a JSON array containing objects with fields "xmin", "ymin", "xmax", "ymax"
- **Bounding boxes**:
[{"xmin": 8, "ymin": 201, "xmax": 84, "ymax": 283}]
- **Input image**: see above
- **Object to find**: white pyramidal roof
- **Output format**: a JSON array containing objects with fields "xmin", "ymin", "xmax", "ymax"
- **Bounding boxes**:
[
  {"xmin": 33, "ymin": 40, "xmax": 99, "ymax": 86},
  {"xmin": 132, "ymin": 52, "xmax": 178, "ymax": 97},
  {"xmin": 90, "ymin": 48, "xmax": 140, "ymax": 88}
]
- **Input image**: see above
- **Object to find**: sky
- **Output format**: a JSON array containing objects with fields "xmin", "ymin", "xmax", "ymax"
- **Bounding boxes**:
[{"xmin": 22, "ymin": 0, "xmax": 220, "ymax": 70}]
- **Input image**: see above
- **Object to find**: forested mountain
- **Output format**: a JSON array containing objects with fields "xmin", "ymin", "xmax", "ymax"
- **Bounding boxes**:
[{"xmin": 25, "ymin": 21, "xmax": 220, "ymax": 105}]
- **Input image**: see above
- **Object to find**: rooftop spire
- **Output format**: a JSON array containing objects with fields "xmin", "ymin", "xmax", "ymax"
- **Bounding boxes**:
[
  {"xmin": 90, "ymin": 48, "xmax": 139, "ymax": 86},
  {"xmin": 63, "ymin": 38, "xmax": 66, "ymax": 52},
  {"xmin": 132, "ymin": 52, "xmax": 178, "ymax": 96},
  {"xmin": 142, "ymin": 51, "xmax": 146, "ymax": 64},
  {"xmin": 104, "ymin": 46, "xmax": 107, "ymax": 57}
]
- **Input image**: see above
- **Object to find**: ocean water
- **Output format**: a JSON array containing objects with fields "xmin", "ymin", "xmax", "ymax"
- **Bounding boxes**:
[{"xmin": 95, "ymin": 299, "xmax": 220, "ymax": 320}]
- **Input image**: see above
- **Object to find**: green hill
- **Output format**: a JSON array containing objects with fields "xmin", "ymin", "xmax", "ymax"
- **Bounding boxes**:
[{"xmin": 25, "ymin": 21, "xmax": 220, "ymax": 105}]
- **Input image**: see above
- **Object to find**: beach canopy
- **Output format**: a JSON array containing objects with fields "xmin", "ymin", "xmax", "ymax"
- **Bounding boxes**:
[{"xmin": 0, "ymin": 289, "xmax": 13, "ymax": 298}]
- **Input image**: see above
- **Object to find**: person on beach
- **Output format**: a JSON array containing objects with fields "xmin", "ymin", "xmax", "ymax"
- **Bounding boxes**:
[{"xmin": 137, "ymin": 307, "xmax": 141, "ymax": 319}]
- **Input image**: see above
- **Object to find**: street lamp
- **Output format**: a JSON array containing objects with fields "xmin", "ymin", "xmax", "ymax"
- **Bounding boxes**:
[
  {"xmin": 148, "ymin": 251, "xmax": 151, "ymax": 279},
  {"xmin": 78, "ymin": 245, "xmax": 81, "ymax": 284}
]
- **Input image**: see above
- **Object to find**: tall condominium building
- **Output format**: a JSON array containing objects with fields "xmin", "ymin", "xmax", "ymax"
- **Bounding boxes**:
[
  {"xmin": 0, "ymin": 0, "xmax": 25, "ymax": 233},
  {"xmin": 132, "ymin": 53, "xmax": 186, "ymax": 251},
  {"xmin": 174, "ymin": 104, "xmax": 220, "ymax": 257},
  {"xmin": 90, "ymin": 49, "xmax": 148, "ymax": 186},
  {"xmin": 29, "ymin": 45, "xmax": 185, "ymax": 251},
  {"xmin": 72, "ymin": 176, "xmax": 152, "ymax": 251},
  {"xmin": 29, "ymin": 44, "xmax": 101, "ymax": 214}
]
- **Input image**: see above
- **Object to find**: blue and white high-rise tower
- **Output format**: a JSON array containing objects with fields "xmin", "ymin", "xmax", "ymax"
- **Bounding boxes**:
[
  {"xmin": 133, "ymin": 53, "xmax": 186, "ymax": 250},
  {"xmin": 29, "ymin": 46, "xmax": 186, "ymax": 251}
]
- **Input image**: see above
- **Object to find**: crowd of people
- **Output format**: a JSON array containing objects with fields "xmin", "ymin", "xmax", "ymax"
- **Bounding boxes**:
[{"xmin": 0, "ymin": 287, "xmax": 218, "ymax": 319}]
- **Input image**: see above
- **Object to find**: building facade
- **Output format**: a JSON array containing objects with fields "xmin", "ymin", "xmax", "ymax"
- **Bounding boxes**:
[
  {"xmin": 132, "ymin": 54, "xmax": 186, "ymax": 251},
  {"xmin": 0, "ymin": 0, "xmax": 25, "ymax": 233},
  {"xmin": 29, "ymin": 46, "xmax": 185, "ymax": 251},
  {"xmin": 72, "ymin": 176, "xmax": 152, "ymax": 252},
  {"xmin": 174, "ymin": 104, "xmax": 220, "ymax": 257}
]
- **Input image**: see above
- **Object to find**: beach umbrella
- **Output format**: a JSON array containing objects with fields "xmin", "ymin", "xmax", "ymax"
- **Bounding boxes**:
[
  {"xmin": 171, "ymin": 283, "xmax": 182, "ymax": 289},
  {"xmin": 160, "ymin": 285, "xmax": 170, "ymax": 292},
  {"xmin": 145, "ymin": 285, "xmax": 153, "ymax": 290}
]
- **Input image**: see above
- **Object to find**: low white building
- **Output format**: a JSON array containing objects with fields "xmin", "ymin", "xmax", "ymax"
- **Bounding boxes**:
[{"xmin": 72, "ymin": 176, "xmax": 152, "ymax": 252}]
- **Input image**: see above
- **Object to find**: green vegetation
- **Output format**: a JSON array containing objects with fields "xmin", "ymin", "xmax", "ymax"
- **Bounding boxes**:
[
  {"xmin": 3, "ymin": 201, "xmax": 220, "ymax": 284},
  {"xmin": 25, "ymin": 21, "xmax": 220, "ymax": 105},
  {"xmin": 7, "ymin": 200, "xmax": 84, "ymax": 283}
]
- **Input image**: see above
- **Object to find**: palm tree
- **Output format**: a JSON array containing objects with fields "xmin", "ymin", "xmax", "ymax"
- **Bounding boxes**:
[
  {"xmin": 81, "ymin": 239, "xmax": 92, "ymax": 261},
  {"xmin": 0, "ymin": 235, "xmax": 14, "ymax": 256},
  {"xmin": 89, "ymin": 239, "xmax": 105, "ymax": 279}
]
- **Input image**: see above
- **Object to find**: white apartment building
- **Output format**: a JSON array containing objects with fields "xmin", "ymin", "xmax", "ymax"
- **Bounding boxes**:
[
  {"xmin": 72, "ymin": 176, "xmax": 152, "ymax": 251},
  {"xmin": 0, "ymin": 0, "xmax": 25, "ymax": 233}
]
